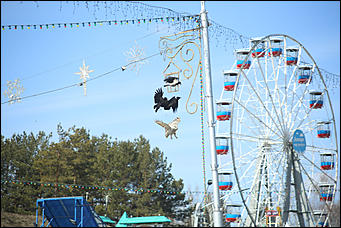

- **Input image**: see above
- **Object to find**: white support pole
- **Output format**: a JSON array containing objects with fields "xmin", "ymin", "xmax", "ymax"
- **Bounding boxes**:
[{"xmin": 200, "ymin": 1, "xmax": 223, "ymax": 227}]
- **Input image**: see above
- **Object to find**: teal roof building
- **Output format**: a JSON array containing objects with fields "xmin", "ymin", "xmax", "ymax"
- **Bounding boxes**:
[{"xmin": 116, "ymin": 212, "xmax": 171, "ymax": 227}]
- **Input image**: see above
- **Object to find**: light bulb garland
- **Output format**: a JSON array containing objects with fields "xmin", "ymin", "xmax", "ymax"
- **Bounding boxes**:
[
  {"xmin": 199, "ymin": 60, "xmax": 210, "ymax": 211},
  {"xmin": 1, "ymin": 15, "xmax": 200, "ymax": 31},
  {"xmin": 1, "ymin": 16, "xmax": 339, "ymax": 91},
  {"xmin": 2, "ymin": 179, "xmax": 339, "ymax": 196}
]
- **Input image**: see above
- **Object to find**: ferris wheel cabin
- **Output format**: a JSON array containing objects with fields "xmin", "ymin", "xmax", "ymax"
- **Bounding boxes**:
[
  {"xmin": 223, "ymin": 70, "xmax": 238, "ymax": 91},
  {"xmin": 235, "ymin": 48, "xmax": 251, "ymax": 69},
  {"xmin": 225, "ymin": 204, "xmax": 242, "ymax": 222},
  {"xmin": 286, "ymin": 46, "xmax": 299, "ymax": 65},
  {"xmin": 319, "ymin": 183, "xmax": 334, "ymax": 201},
  {"xmin": 313, "ymin": 210, "xmax": 329, "ymax": 227},
  {"xmin": 320, "ymin": 152, "xmax": 335, "ymax": 170},
  {"xmin": 218, "ymin": 171, "xmax": 233, "ymax": 191},
  {"xmin": 216, "ymin": 100, "xmax": 232, "ymax": 121},
  {"xmin": 268, "ymin": 37, "xmax": 283, "ymax": 57},
  {"xmin": 297, "ymin": 64, "xmax": 313, "ymax": 84},
  {"xmin": 317, "ymin": 121, "xmax": 331, "ymax": 138},
  {"xmin": 309, "ymin": 91, "xmax": 324, "ymax": 109},
  {"xmin": 216, "ymin": 135, "xmax": 229, "ymax": 155},
  {"xmin": 250, "ymin": 37, "xmax": 265, "ymax": 58}
]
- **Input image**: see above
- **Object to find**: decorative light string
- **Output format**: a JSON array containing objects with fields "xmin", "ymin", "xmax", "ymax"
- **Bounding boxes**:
[
  {"xmin": 2, "ymin": 180, "xmax": 339, "ymax": 196},
  {"xmin": 2, "ymin": 1, "xmax": 339, "ymax": 87},
  {"xmin": 1, "ymin": 52, "xmax": 161, "ymax": 105},
  {"xmin": 199, "ymin": 60, "xmax": 209, "ymax": 208},
  {"xmin": 1, "ymin": 179, "xmax": 182, "ymax": 195},
  {"xmin": 1, "ymin": 15, "xmax": 200, "ymax": 31}
]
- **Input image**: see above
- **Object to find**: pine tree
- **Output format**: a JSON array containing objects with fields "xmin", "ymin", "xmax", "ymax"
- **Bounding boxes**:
[
  {"xmin": 1, "ymin": 131, "xmax": 52, "ymax": 213},
  {"xmin": 1, "ymin": 127, "xmax": 191, "ymax": 224}
]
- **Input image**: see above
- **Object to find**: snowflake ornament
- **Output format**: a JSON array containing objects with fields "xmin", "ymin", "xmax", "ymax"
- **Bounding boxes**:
[
  {"xmin": 75, "ymin": 60, "xmax": 94, "ymax": 96},
  {"xmin": 124, "ymin": 41, "xmax": 148, "ymax": 75},
  {"xmin": 3, "ymin": 78, "xmax": 25, "ymax": 105}
]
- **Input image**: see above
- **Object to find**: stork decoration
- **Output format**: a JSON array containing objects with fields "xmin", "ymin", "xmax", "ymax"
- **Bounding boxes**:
[{"xmin": 154, "ymin": 26, "xmax": 202, "ymax": 139}]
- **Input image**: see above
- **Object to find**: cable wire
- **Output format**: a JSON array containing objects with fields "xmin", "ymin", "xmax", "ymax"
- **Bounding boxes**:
[
  {"xmin": 1, "ymin": 20, "xmax": 185, "ymax": 88},
  {"xmin": 1, "ymin": 52, "xmax": 161, "ymax": 105}
]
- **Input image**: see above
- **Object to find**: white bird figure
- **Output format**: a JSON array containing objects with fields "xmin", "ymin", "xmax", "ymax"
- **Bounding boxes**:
[{"xmin": 155, "ymin": 117, "xmax": 181, "ymax": 139}]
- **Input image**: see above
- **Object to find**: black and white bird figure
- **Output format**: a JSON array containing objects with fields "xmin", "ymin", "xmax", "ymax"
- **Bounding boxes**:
[
  {"xmin": 153, "ymin": 88, "xmax": 180, "ymax": 113},
  {"xmin": 164, "ymin": 76, "xmax": 181, "ymax": 88},
  {"xmin": 155, "ymin": 117, "xmax": 181, "ymax": 139}
]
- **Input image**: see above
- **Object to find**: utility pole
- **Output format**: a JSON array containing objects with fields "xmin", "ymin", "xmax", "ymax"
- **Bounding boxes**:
[
  {"xmin": 105, "ymin": 195, "xmax": 109, "ymax": 217},
  {"xmin": 200, "ymin": 1, "xmax": 223, "ymax": 227},
  {"xmin": 56, "ymin": 124, "xmax": 63, "ymax": 196}
]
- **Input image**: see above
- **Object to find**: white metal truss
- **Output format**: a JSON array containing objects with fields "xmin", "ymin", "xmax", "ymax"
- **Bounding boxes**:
[{"xmin": 200, "ymin": 34, "xmax": 339, "ymax": 227}]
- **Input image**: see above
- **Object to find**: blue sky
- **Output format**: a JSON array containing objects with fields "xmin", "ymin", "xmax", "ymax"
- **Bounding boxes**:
[{"xmin": 1, "ymin": 1, "xmax": 340, "ymax": 199}]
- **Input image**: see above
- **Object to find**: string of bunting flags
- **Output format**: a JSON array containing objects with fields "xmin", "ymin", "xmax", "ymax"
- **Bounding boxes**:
[
  {"xmin": 1, "ymin": 15, "xmax": 200, "ymax": 31},
  {"xmin": 1, "ymin": 179, "xmax": 183, "ymax": 195},
  {"xmin": 2, "ymin": 179, "xmax": 339, "ymax": 196}
]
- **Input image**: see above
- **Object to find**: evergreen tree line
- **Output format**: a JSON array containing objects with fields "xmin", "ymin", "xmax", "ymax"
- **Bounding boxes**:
[{"xmin": 1, "ymin": 123, "xmax": 193, "ymax": 225}]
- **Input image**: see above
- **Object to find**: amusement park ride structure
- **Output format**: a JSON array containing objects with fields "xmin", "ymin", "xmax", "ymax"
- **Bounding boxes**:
[
  {"xmin": 196, "ymin": 2, "xmax": 338, "ymax": 227},
  {"xmin": 158, "ymin": 2, "xmax": 337, "ymax": 226}
]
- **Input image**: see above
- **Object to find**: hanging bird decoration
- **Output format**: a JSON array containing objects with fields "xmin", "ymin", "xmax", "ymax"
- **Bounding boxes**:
[
  {"xmin": 153, "ymin": 88, "xmax": 180, "ymax": 112},
  {"xmin": 164, "ymin": 76, "xmax": 181, "ymax": 88},
  {"xmin": 155, "ymin": 117, "xmax": 181, "ymax": 139}
]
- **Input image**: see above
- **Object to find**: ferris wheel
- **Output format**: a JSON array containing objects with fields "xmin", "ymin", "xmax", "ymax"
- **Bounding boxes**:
[{"xmin": 213, "ymin": 34, "xmax": 339, "ymax": 227}]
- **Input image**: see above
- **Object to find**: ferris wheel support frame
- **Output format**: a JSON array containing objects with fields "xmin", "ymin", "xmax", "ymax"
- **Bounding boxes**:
[
  {"xmin": 290, "ymin": 145, "xmax": 315, "ymax": 226},
  {"xmin": 229, "ymin": 34, "xmax": 339, "ymax": 227}
]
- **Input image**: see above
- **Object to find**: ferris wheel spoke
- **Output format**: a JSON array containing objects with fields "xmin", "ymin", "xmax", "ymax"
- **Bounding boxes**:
[
  {"xmin": 235, "ymin": 102, "xmax": 268, "ymax": 138},
  {"xmin": 267, "ymin": 149, "xmax": 286, "ymax": 184},
  {"xmin": 287, "ymin": 69, "xmax": 310, "ymax": 111},
  {"xmin": 280, "ymin": 66, "xmax": 295, "ymax": 129},
  {"xmin": 231, "ymin": 132, "xmax": 282, "ymax": 144},
  {"xmin": 300, "ymin": 154, "xmax": 337, "ymax": 183},
  {"xmin": 295, "ymin": 160, "xmax": 324, "ymax": 216},
  {"xmin": 235, "ymin": 83, "xmax": 267, "ymax": 137},
  {"xmin": 236, "ymin": 156, "xmax": 259, "ymax": 183},
  {"xmin": 289, "ymin": 84, "xmax": 309, "ymax": 115},
  {"xmin": 287, "ymin": 88, "xmax": 311, "ymax": 131},
  {"xmin": 255, "ymin": 57, "xmax": 287, "ymax": 134},
  {"xmin": 305, "ymin": 144, "xmax": 337, "ymax": 153},
  {"xmin": 298, "ymin": 161, "xmax": 333, "ymax": 212},
  {"xmin": 234, "ymin": 116, "xmax": 260, "ymax": 138},
  {"xmin": 233, "ymin": 98, "xmax": 282, "ymax": 139},
  {"xmin": 282, "ymin": 46, "xmax": 304, "ymax": 130},
  {"xmin": 299, "ymin": 119, "xmax": 319, "ymax": 135},
  {"xmin": 284, "ymin": 62, "xmax": 299, "ymax": 107},
  {"xmin": 286, "ymin": 45, "xmax": 303, "ymax": 94},
  {"xmin": 295, "ymin": 90, "xmax": 327, "ymax": 131},
  {"xmin": 286, "ymin": 77, "xmax": 300, "ymax": 129},
  {"xmin": 275, "ymin": 67, "xmax": 288, "ymax": 133},
  {"xmin": 268, "ymin": 147, "xmax": 287, "ymax": 178},
  {"xmin": 240, "ymin": 70, "xmax": 284, "ymax": 136},
  {"xmin": 234, "ymin": 147, "xmax": 259, "ymax": 167}
]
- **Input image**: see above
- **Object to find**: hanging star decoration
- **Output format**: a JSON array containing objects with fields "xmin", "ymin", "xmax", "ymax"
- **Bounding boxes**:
[
  {"xmin": 75, "ymin": 60, "xmax": 94, "ymax": 96},
  {"xmin": 3, "ymin": 79, "xmax": 25, "ymax": 105},
  {"xmin": 124, "ymin": 41, "xmax": 148, "ymax": 75}
]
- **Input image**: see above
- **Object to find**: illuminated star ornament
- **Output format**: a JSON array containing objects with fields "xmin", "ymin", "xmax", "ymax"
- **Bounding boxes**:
[
  {"xmin": 75, "ymin": 60, "xmax": 94, "ymax": 96},
  {"xmin": 124, "ymin": 41, "xmax": 148, "ymax": 75},
  {"xmin": 3, "ymin": 79, "xmax": 25, "ymax": 105}
]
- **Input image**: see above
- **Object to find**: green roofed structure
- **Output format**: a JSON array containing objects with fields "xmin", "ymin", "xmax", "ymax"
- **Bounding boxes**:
[
  {"xmin": 99, "ymin": 216, "xmax": 116, "ymax": 226},
  {"xmin": 116, "ymin": 212, "xmax": 171, "ymax": 227}
]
